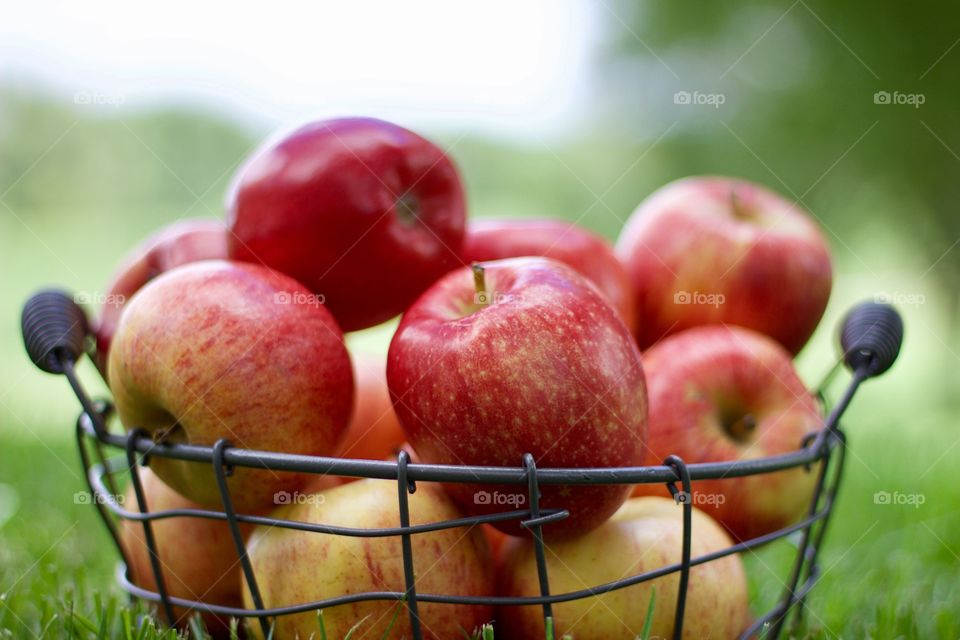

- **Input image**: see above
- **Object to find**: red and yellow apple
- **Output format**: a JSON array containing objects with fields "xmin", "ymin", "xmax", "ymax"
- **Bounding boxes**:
[
  {"xmin": 108, "ymin": 260, "xmax": 353, "ymax": 512},
  {"xmin": 120, "ymin": 467, "xmax": 252, "ymax": 638},
  {"xmin": 387, "ymin": 257, "xmax": 647, "ymax": 538},
  {"xmin": 244, "ymin": 479, "xmax": 494, "ymax": 639},
  {"xmin": 227, "ymin": 117, "xmax": 466, "ymax": 332},
  {"xmin": 615, "ymin": 176, "xmax": 832, "ymax": 353},
  {"xmin": 633, "ymin": 325, "xmax": 822, "ymax": 540},
  {"xmin": 496, "ymin": 496, "xmax": 750, "ymax": 639},
  {"xmin": 463, "ymin": 218, "xmax": 636, "ymax": 332},
  {"xmin": 93, "ymin": 218, "xmax": 228, "ymax": 375}
]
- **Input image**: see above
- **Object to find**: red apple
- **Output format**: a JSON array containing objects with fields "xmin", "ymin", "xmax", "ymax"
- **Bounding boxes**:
[
  {"xmin": 463, "ymin": 218, "xmax": 636, "ymax": 332},
  {"xmin": 337, "ymin": 350, "xmax": 406, "ymax": 461},
  {"xmin": 615, "ymin": 176, "xmax": 832, "ymax": 353},
  {"xmin": 108, "ymin": 260, "xmax": 353, "ymax": 512},
  {"xmin": 496, "ymin": 496, "xmax": 750, "ymax": 639},
  {"xmin": 120, "ymin": 468, "xmax": 252, "ymax": 638},
  {"xmin": 632, "ymin": 325, "xmax": 822, "ymax": 540},
  {"xmin": 387, "ymin": 257, "xmax": 648, "ymax": 538},
  {"xmin": 226, "ymin": 117, "xmax": 466, "ymax": 332},
  {"xmin": 93, "ymin": 218, "xmax": 228, "ymax": 375},
  {"xmin": 244, "ymin": 479, "xmax": 494, "ymax": 639}
]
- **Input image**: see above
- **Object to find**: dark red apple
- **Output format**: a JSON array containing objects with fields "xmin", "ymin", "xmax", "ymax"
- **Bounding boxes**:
[
  {"xmin": 463, "ymin": 218, "xmax": 636, "ymax": 332},
  {"xmin": 615, "ymin": 176, "xmax": 832, "ymax": 353},
  {"xmin": 93, "ymin": 218, "xmax": 228, "ymax": 375},
  {"xmin": 632, "ymin": 325, "xmax": 823, "ymax": 540},
  {"xmin": 226, "ymin": 117, "xmax": 466, "ymax": 332},
  {"xmin": 387, "ymin": 257, "xmax": 648, "ymax": 538}
]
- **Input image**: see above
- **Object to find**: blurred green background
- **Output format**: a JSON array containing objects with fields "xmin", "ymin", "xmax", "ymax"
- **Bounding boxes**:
[{"xmin": 1, "ymin": 1, "xmax": 958, "ymax": 638}]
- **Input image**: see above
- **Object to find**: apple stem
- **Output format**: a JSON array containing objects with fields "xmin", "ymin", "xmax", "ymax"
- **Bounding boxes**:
[
  {"xmin": 729, "ymin": 189, "xmax": 749, "ymax": 220},
  {"xmin": 472, "ymin": 263, "xmax": 488, "ymax": 304}
]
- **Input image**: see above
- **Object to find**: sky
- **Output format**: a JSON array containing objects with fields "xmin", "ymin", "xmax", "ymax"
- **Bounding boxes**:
[{"xmin": 0, "ymin": 0, "xmax": 600, "ymax": 138}]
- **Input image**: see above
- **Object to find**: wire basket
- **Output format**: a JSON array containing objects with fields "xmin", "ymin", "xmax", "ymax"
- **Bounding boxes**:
[{"xmin": 21, "ymin": 291, "xmax": 904, "ymax": 639}]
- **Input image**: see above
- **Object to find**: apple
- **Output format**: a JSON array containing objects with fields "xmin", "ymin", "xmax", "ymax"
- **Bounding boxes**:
[
  {"xmin": 615, "ymin": 176, "xmax": 832, "ymax": 353},
  {"xmin": 243, "ymin": 479, "xmax": 494, "ymax": 639},
  {"xmin": 93, "ymin": 218, "xmax": 228, "ymax": 375},
  {"xmin": 462, "ymin": 218, "xmax": 636, "ymax": 332},
  {"xmin": 226, "ymin": 117, "xmax": 467, "ymax": 332},
  {"xmin": 482, "ymin": 524, "xmax": 509, "ymax": 563},
  {"xmin": 387, "ymin": 257, "xmax": 648, "ymax": 538},
  {"xmin": 496, "ymin": 496, "xmax": 750, "ymax": 640},
  {"xmin": 120, "ymin": 467, "xmax": 252, "ymax": 638},
  {"xmin": 337, "ymin": 350, "xmax": 405, "ymax": 461},
  {"xmin": 108, "ymin": 260, "xmax": 353, "ymax": 512},
  {"xmin": 632, "ymin": 325, "xmax": 822, "ymax": 540}
]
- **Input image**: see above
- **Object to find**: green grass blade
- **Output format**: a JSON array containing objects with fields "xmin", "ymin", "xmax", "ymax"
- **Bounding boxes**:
[
  {"xmin": 316, "ymin": 609, "xmax": 327, "ymax": 640},
  {"xmin": 342, "ymin": 614, "xmax": 371, "ymax": 640},
  {"xmin": 639, "ymin": 586, "xmax": 656, "ymax": 640},
  {"xmin": 189, "ymin": 612, "xmax": 210, "ymax": 639},
  {"xmin": 378, "ymin": 600, "xmax": 403, "ymax": 640}
]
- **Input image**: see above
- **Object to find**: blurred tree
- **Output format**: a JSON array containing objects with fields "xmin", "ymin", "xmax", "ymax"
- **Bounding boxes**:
[{"xmin": 0, "ymin": 88, "xmax": 253, "ymax": 221}]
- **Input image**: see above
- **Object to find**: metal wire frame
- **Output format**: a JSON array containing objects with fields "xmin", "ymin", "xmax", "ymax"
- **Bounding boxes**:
[{"xmin": 62, "ymin": 354, "xmax": 863, "ymax": 640}]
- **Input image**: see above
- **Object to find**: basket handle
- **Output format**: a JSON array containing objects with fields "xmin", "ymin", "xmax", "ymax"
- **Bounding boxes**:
[
  {"xmin": 839, "ymin": 301, "xmax": 903, "ymax": 378},
  {"xmin": 21, "ymin": 289, "xmax": 89, "ymax": 374}
]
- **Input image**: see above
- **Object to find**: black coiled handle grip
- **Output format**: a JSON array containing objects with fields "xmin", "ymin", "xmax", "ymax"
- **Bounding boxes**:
[
  {"xmin": 840, "ymin": 301, "xmax": 903, "ymax": 378},
  {"xmin": 21, "ymin": 290, "xmax": 89, "ymax": 374}
]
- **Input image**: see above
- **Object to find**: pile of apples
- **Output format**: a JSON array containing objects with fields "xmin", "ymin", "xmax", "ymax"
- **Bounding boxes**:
[{"xmin": 96, "ymin": 118, "xmax": 833, "ymax": 639}]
